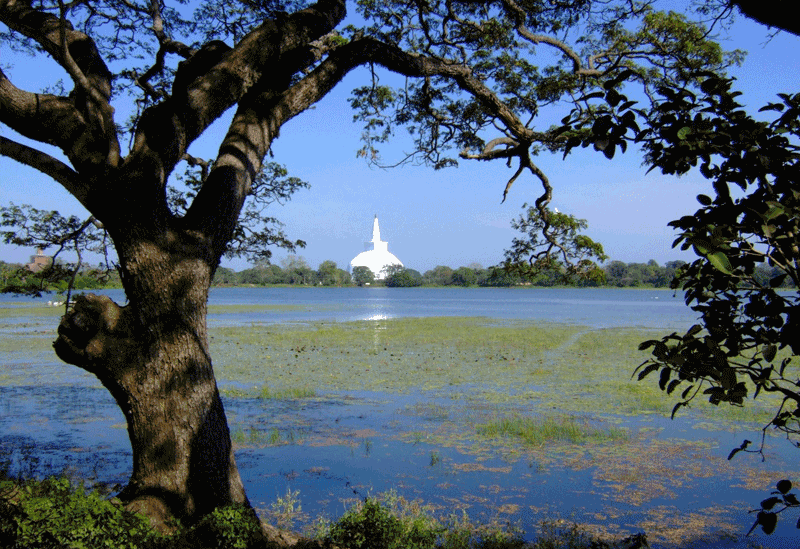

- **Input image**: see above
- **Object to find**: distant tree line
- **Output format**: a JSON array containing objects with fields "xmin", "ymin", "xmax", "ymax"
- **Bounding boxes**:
[
  {"xmin": 2, "ymin": 255, "xmax": 793, "ymax": 293},
  {"xmin": 0, "ymin": 259, "xmax": 122, "ymax": 294}
]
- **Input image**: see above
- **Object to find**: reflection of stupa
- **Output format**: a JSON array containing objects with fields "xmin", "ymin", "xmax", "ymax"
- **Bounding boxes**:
[{"xmin": 350, "ymin": 215, "xmax": 403, "ymax": 280}]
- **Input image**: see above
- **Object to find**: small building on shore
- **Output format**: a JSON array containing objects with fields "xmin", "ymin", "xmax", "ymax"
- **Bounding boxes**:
[{"xmin": 350, "ymin": 215, "xmax": 403, "ymax": 280}]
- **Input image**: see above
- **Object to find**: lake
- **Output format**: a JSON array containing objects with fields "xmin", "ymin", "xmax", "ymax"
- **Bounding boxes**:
[{"xmin": 1, "ymin": 287, "xmax": 797, "ymax": 548}]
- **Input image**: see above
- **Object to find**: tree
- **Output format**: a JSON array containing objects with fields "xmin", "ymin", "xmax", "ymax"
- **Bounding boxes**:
[
  {"xmin": 627, "ymin": 77, "xmax": 799, "ymax": 429},
  {"xmin": 212, "ymin": 266, "xmax": 240, "ymax": 286},
  {"xmin": 281, "ymin": 255, "xmax": 315, "ymax": 284},
  {"xmin": 546, "ymin": 1, "xmax": 800, "ymax": 459},
  {"xmin": 503, "ymin": 205, "xmax": 607, "ymax": 285},
  {"xmin": 317, "ymin": 259, "xmax": 338, "ymax": 285},
  {"xmin": 450, "ymin": 266, "xmax": 478, "ymax": 287},
  {"xmin": 625, "ymin": 76, "xmax": 800, "ymax": 538},
  {"xmin": 351, "ymin": 265, "xmax": 374, "ymax": 286},
  {"xmin": 604, "ymin": 260, "xmax": 630, "ymax": 287},
  {"xmin": 316, "ymin": 260, "xmax": 351, "ymax": 286},
  {"xmin": 0, "ymin": 0, "xmax": 736, "ymax": 532},
  {"xmin": 384, "ymin": 265, "xmax": 422, "ymax": 287},
  {"xmin": 1, "ymin": 204, "xmax": 111, "ymax": 299},
  {"xmin": 423, "ymin": 265, "xmax": 454, "ymax": 286}
]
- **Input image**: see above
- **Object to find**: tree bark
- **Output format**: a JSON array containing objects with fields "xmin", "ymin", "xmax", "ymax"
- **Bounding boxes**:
[{"xmin": 52, "ymin": 228, "xmax": 249, "ymax": 531}]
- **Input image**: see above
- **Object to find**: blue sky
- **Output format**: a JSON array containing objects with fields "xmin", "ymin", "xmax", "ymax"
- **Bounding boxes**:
[{"xmin": 2, "ymin": 4, "xmax": 798, "ymax": 274}]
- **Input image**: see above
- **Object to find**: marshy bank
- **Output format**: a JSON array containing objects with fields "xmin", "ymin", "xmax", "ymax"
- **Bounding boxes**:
[{"xmin": 1, "ymin": 289, "xmax": 798, "ymax": 548}]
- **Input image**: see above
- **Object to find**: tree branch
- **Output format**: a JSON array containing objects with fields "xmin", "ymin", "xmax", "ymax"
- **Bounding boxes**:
[
  {"xmin": 0, "ymin": 136, "xmax": 91, "ymax": 209},
  {"xmin": 0, "ymin": 69, "xmax": 86, "ymax": 150},
  {"xmin": 500, "ymin": 0, "xmax": 605, "ymax": 77},
  {"xmin": 0, "ymin": 0, "xmax": 119, "ymax": 171},
  {"xmin": 187, "ymin": 34, "xmax": 552, "ymax": 253},
  {"xmin": 129, "ymin": 0, "xmax": 347, "ymax": 179},
  {"xmin": 56, "ymin": 0, "xmax": 108, "ymax": 110},
  {"xmin": 0, "ymin": 0, "xmax": 112, "ymax": 97}
]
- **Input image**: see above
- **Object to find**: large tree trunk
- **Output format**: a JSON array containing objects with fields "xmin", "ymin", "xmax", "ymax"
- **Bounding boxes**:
[{"xmin": 52, "ymin": 230, "xmax": 250, "ymax": 531}]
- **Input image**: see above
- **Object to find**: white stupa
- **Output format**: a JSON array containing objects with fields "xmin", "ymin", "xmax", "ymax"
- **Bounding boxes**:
[{"xmin": 350, "ymin": 215, "xmax": 403, "ymax": 280}]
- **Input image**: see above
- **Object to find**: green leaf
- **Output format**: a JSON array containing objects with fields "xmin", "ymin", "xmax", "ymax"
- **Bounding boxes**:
[
  {"xmin": 764, "ymin": 205, "xmax": 785, "ymax": 221},
  {"xmin": 758, "ymin": 511, "xmax": 778, "ymax": 534},
  {"xmin": 761, "ymin": 497, "xmax": 782, "ymax": 510},
  {"xmin": 777, "ymin": 480, "xmax": 793, "ymax": 494},
  {"xmin": 759, "ymin": 102, "xmax": 786, "ymax": 112},
  {"xmin": 763, "ymin": 344, "xmax": 777, "ymax": 362},
  {"xmin": 666, "ymin": 379, "xmax": 681, "ymax": 395},
  {"xmin": 658, "ymin": 366, "xmax": 671, "ymax": 390},
  {"xmin": 769, "ymin": 274, "xmax": 788, "ymax": 288},
  {"xmin": 706, "ymin": 251, "xmax": 733, "ymax": 274},
  {"xmin": 696, "ymin": 194, "xmax": 712, "ymax": 206},
  {"xmin": 676, "ymin": 126, "xmax": 691, "ymax": 140},
  {"xmin": 580, "ymin": 91, "xmax": 605, "ymax": 101},
  {"xmin": 638, "ymin": 340, "xmax": 658, "ymax": 351},
  {"xmin": 636, "ymin": 362, "xmax": 659, "ymax": 381},
  {"xmin": 670, "ymin": 401, "xmax": 686, "ymax": 419},
  {"xmin": 689, "ymin": 237, "xmax": 711, "ymax": 255}
]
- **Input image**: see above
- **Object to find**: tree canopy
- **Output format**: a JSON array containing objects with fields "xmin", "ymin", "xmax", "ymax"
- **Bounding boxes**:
[{"xmin": 0, "ymin": 0, "xmax": 771, "ymax": 535}]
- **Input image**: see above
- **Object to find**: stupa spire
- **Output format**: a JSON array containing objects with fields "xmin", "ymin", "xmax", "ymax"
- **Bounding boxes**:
[
  {"xmin": 372, "ymin": 215, "xmax": 381, "ymax": 243},
  {"xmin": 351, "ymin": 214, "xmax": 403, "ymax": 279}
]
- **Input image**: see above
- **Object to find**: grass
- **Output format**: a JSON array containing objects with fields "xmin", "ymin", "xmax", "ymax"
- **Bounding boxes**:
[
  {"xmin": 2, "ymin": 470, "xmax": 629, "ymax": 549},
  {"xmin": 476, "ymin": 414, "xmax": 628, "ymax": 447},
  {"xmin": 0, "ymin": 304, "xmax": 65, "ymax": 319},
  {"xmin": 210, "ymin": 317, "xmax": 584, "ymax": 393},
  {"xmin": 221, "ymin": 384, "xmax": 316, "ymax": 400},
  {"xmin": 230, "ymin": 425, "xmax": 300, "ymax": 446},
  {"xmin": 208, "ymin": 303, "xmax": 305, "ymax": 314}
]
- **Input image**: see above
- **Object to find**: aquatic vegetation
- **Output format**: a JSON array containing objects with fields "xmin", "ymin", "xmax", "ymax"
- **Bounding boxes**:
[
  {"xmin": 475, "ymin": 415, "xmax": 628, "ymax": 447},
  {"xmin": 209, "ymin": 303, "xmax": 305, "ymax": 315},
  {"xmin": 0, "ymin": 305, "xmax": 64, "ymax": 319},
  {"xmin": 265, "ymin": 487, "xmax": 307, "ymax": 531},
  {"xmin": 230, "ymin": 425, "xmax": 300, "ymax": 447},
  {"xmin": 4, "ymin": 308, "xmax": 799, "ymax": 545},
  {"xmin": 210, "ymin": 317, "xmax": 583, "ymax": 393},
  {"xmin": 221, "ymin": 384, "xmax": 316, "ymax": 400},
  {"xmin": 325, "ymin": 491, "xmax": 526, "ymax": 549}
]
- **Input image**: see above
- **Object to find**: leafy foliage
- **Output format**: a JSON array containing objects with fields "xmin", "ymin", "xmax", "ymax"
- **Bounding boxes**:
[
  {"xmin": 0, "ymin": 475, "xmax": 158, "ymax": 549},
  {"xmin": 503, "ymin": 204, "xmax": 607, "ymax": 284},
  {"xmin": 352, "ymin": 265, "xmax": 376, "ymax": 286},
  {"xmin": 345, "ymin": 1, "xmax": 739, "ymax": 271},
  {"xmin": 746, "ymin": 479, "xmax": 800, "ymax": 536},
  {"xmin": 0, "ymin": 472, "xmax": 267, "ymax": 549},
  {"xmin": 625, "ymin": 79, "xmax": 800, "ymax": 453},
  {"xmin": 384, "ymin": 265, "xmax": 423, "ymax": 287},
  {"xmin": 557, "ymin": 57, "xmax": 800, "ymax": 454},
  {"xmin": 328, "ymin": 498, "xmax": 408, "ymax": 549},
  {"xmin": 186, "ymin": 504, "xmax": 264, "ymax": 549},
  {"xmin": 325, "ymin": 495, "xmax": 528, "ymax": 549},
  {"xmin": 0, "ymin": 204, "xmax": 111, "ymax": 297},
  {"xmin": 170, "ymin": 161, "xmax": 309, "ymax": 263}
]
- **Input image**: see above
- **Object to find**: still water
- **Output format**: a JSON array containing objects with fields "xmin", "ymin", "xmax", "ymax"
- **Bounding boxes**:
[
  {"xmin": 204, "ymin": 287, "xmax": 697, "ymax": 328},
  {"xmin": 0, "ymin": 288, "xmax": 794, "ymax": 548},
  {"xmin": 36, "ymin": 286, "xmax": 695, "ymax": 327}
]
